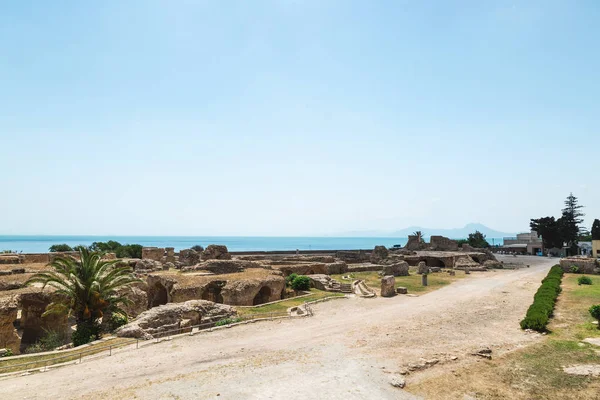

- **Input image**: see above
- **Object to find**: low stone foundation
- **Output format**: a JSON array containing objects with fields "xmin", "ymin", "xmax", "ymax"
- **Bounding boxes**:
[{"xmin": 560, "ymin": 258, "xmax": 599, "ymax": 274}]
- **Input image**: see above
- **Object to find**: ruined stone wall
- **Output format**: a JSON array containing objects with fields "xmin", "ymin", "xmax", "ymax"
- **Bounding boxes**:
[
  {"xmin": 179, "ymin": 249, "xmax": 201, "ymax": 266},
  {"xmin": 201, "ymin": 245, "xmax": 231, "ymax": 261},
  {"xmin": 165, "ymin": 247, "xmax": 175, "ymax": 263},
  {"xmin": 335, "ymin": 251, "xmax": 370, "ymax": 264},
  {"xmin": 142, "ymin": 247, "xmax": 165, "ymax": 262},
  {"xmin": 275, "ymin": 262, "xmax": 348, "ymax": 276},
  {"xmin": 0, "ymin": 297, "xmax": 20, "ymax": 354},
  {"xmin": 0, "ymin": 255, "xmax": 22, "ymax": 265},
  {"xmin": 559, "ymin": 258, "xmax": 599, "ymax": 274},
  {"xmin": 18, "ymin": 292, "xmax": 70, "ymax": 352},
  {"xmin": 429, "ymin": 236, "xmax": 459, "ymax": 251},
  {"xmin": 221, "ymin": 276, "xmax": 286, "ymax": 306},
  {"xmin": 405, "ymin": 236, "xmax": 427, "ymax": 251}
]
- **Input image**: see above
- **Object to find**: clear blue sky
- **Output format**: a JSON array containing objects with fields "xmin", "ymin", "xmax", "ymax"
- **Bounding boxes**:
[{"xmin": 0, "ymin": 1, "xmax": 598, "ymax": 236}]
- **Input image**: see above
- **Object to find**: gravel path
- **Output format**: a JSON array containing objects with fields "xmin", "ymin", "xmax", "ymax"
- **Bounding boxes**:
[{"xmin": 1, "ymin": 256, "xmax": 555, "ymax": 399}]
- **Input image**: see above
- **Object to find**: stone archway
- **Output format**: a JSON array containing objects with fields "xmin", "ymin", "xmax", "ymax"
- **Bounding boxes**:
[
  {"xmin": 150, "ymin": 282, "xmax": 168, "ymax": 308},
  {"xmin": 424, "ymin": 257, "xmax": 446, "ymax": 268},
  {"xmin": 253, "ymin": 286, "xmax": 272, "ymax": 306},
  {"xmin": 201, "ymin": 282, "xmax": 224, "ymax": 304}
]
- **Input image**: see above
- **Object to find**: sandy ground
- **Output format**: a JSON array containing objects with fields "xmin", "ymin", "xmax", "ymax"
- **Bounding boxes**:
[{"xmin": 0, "ymin": 255, "xmax": 555, "ymax": 400}]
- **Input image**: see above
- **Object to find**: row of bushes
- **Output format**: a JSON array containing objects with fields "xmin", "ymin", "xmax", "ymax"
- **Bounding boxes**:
[
  {"xmin": 520, "ymin": 265, "xmax": 564, "ymax": 332},
  {"xmin": 49, "ymin": 241, "xmax": 143, "ymax": 259}
]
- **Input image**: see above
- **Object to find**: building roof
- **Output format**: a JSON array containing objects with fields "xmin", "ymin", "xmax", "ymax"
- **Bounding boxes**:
[{"xmin": 502, "ymin": 244, "xmax": 528, "ymax": 249}]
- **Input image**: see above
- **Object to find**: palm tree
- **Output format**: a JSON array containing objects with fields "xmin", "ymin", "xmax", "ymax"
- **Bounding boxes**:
[{"xmin": 26, "ymin": 247, "xmax": 140, "ymax": 345}]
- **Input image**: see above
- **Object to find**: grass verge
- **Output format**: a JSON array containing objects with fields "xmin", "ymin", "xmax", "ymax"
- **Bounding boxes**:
[
  {"xmin": 409, "ymin": 273, "xmax": 600, "ymax": 400},
  {"xmin": 0, "ymin": 337, "xmax": 134, "ymax": 374},
  {"xmin": 235, "ymin": 289, "xmax": 345, "ymax": 317}
]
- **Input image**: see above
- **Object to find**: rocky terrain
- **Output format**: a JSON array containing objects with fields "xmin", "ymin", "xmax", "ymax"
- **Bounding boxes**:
[{"xmin": 0, "ymin": 255, "xmax": 554, "ymax": 399}]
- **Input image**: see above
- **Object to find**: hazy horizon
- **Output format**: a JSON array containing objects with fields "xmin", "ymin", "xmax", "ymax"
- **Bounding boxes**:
[{"xmin": 1, "ymin": 1, "xmax": 598, "ymax": 236}]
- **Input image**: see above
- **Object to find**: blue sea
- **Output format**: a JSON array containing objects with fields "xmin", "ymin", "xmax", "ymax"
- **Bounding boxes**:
[{"xmin": 0, "ymin": 235, "xmax": 504, "ymax": 254}]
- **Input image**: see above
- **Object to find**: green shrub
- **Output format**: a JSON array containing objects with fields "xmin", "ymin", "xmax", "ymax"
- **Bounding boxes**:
[
  {"xmin": 570, "ymin": 265, "xmax": 580, "ymax": 274},
  {"xmin": 286, "ymin": 273, "xmax": 299, "ymax": 287},
  {"xmin": 214, "ymin": 317, "xmax": 242, "ymax": 327},
  {"xmin": 0, "ymin": 348, "xmax": 13, "ymax": 357},
  {"xmin": 88, "ymin": 241, "xmax": 143, "ymax": 258},
  {"xmin": 72, "ymin": 322, "xmax": 101, "ymax": 347},
  {"xmin": 116, "ymin": 244, "xmax": 143, "ymax": 259},
  {"xmin": 520, "ymin": 265, "xmax": 564, "ymax": 332},
  {"xmin": 25, "ymin": 330, "xmax": 67, "ymax": 354},
  {"xmin": 108, "ymin": 313, "xmax": 128, "ymax": 331},
  {"xmin": 49, "ymin": 244, "xmax": 74, "ymax": 252},
  {"xmin": 191, "ymin": 245, "xmax": 204, "ymax": 252},
  {"xmin": 578, "ymin": 276, "xmax": 593, "ymax": 285},
  {"xmin": 291, "ymin": 275, "xmax": 311, "ymax": 291},
  {"xmin": 590, "ymin": 305, "xmax": 600, "ymax": 329}
]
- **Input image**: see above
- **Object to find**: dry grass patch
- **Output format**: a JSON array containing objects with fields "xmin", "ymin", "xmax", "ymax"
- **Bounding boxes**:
[
  {"xmin": 409, "ymin": 274, "xmax": 600, "ymax": 400},
  {"xmin": 331, "ymin": 269, "xmax": 465, "ymax": 295},
  {"xmin": 235, "ymin": 289, "xmax": 344, "ymax": 317}
]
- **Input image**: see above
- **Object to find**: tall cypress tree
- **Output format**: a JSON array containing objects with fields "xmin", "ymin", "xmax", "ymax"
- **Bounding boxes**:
[
  {"xmin": 592, "ymin": 219, "xmax": 600, "ymax": 241},
  {"xmin": 561, "ymin": 193, "xmax": 585, "ymax": 254}
]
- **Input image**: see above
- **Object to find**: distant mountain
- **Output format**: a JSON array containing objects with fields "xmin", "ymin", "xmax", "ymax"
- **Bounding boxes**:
[{"xmin": 338, "ymin": 223, "xmax": 515, "ymax": 239}]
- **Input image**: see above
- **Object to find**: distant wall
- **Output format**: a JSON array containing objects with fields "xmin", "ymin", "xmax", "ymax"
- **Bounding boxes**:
[
  {"xmin": 142, "ymin": 247, "xmax": 165, "ymax": 262},
  {"xmin": 593, "ymin": 240, "xmax": 600, "ymax": 258},
  {"xmin": 429, "ymin": 236, "xmax": 459, "ymax": 251},
  {"xmin": 559, "ymin": 258, "xmax": 598, "ymax": 274}
]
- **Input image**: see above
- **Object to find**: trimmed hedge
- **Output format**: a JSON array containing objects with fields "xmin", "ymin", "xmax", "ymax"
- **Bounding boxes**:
[{"xmin": 520, "ymin": 265, "xmax": 564, "ymax": 332}]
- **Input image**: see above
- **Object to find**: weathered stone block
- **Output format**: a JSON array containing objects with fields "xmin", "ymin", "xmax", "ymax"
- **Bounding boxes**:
[
  {"xmin": 429, "ymin": 236, "xmax": 459, "ymax": 251},
  {"xmin": 380, "ymin": 275, "xmax": 396, "ymax": 297},
  {"xmin": 383, "ymin": 261, "xmax": 409, "ymax": 277},
  {"xmin": 142, "ymin": 247, "xmax": 165, "ymax": 262},
  {"xmin": 201, "ymin": 245, "xmax": 231, "ymax": 261},
  {"xmin": 396, "ymin": 287, "xmax": 408, "ymax": 294},
  {"xmin": 370, "ymin": 246, "xmax": 389, "ymax": 264}
]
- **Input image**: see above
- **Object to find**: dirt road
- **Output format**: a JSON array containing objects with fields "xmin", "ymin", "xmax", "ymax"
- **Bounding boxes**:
[{"xmin": 1, "ymin": 256, "xmax": 555, "ymax": 399}]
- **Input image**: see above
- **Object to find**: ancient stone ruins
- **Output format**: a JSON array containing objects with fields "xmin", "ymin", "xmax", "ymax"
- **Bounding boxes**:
[{"xmin": 0, "ymin": 237, "xmax": 502, "ymax": 354}]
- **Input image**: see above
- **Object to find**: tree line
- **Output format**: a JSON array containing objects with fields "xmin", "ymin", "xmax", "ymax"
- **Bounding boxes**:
[
  {"xmin": 530, "ymin": 193, "xmax": 599, "ymax": 255},
  {"xmin": 48, "ymin": 241, "xmax": 143, "ymax": 259}
]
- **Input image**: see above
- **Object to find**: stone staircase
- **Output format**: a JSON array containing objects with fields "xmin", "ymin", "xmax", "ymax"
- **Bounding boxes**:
[
  {"xmin": 339, "ymin": 283, "xmax": 353, "ymax": 293},
  {"xmin": 326, "ymin": 280, "xmax": 353, "ymax": 293}
]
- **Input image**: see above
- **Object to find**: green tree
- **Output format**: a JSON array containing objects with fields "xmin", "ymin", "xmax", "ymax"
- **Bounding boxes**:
[
  {"xmin": 561, "ymin": 193, "xmax": 585, "ymax": 254},
  {"xmin": 592, "ymin": 219, "xmax": 600, "ymax": 241},
  {"xmin": 467, "ymin": 231, "xmax": 490, "ymax": 248},
  {"xmin": 48, "ymin": 244, "xmax": 74, "ymax": 252},
  {"xmin": 25, "ymin": 247, "xmax": 140, "ymax": 346},
  {"xmin": 116, "ymin": 244, "xmax": 143, "ymax": 259},
  {"xmin": 530, "ymin": 216, "xmax": 564, "ymax": 250},
  {"xmin": 89, "ymin": 240, "xmax": 122, "ymax": 252}
]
